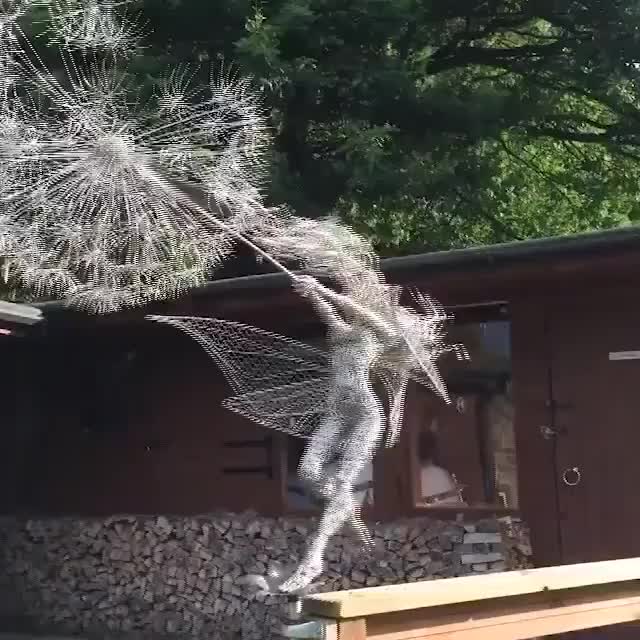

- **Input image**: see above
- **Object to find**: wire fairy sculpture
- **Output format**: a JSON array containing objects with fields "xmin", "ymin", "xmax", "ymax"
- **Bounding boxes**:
[{"xmin": 149, "ymin": 264, "xmax": 467, "ymax": 593}]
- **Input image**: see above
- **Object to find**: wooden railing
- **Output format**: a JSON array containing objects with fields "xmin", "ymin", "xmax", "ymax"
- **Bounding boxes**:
[{"xmin": 301, "ymin": 557, "xmax": 640, "ymax": 639}]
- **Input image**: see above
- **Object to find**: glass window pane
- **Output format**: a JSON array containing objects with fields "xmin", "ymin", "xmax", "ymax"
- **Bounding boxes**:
[{"xmin": 415, "ymin": 306, "xmax": 518, "ymax": 509}]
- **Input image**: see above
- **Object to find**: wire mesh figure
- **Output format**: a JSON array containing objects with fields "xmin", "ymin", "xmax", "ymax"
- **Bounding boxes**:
[
  {"xmin": 280, "ymin": 274, "xmax": 467, "ymax": 593},
  {"xmin": 275, "ymin": 275, "xmax": 389, "ymax": 592},
  {"xmin": 258, "ymin": 216, "xmax": 456, "ymax": 452},
  {"xmin": 148, "ymin": 275, "xmax": 463, "ymax": 594}
]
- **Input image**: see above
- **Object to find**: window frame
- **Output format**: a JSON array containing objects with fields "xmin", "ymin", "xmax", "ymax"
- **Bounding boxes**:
[
  {"xmin": 277, "ymin": 303, "xmax": 521, "ymax": 521},
  {"xmin": 409, "ymin": 303, "xmax": 520, "ymax": 518}
]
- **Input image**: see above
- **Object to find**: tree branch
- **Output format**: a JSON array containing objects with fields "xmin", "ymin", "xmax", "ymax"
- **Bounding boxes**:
[
  {"xmin": 498, "ymin": 138, "xmax": 576, "ymax": 206},
  {"xmin": 453, "ymin": 185, "xmax": 523, "ymax": 243},
  {"xmin": 528, "ymin": 126, "xmax": 640, "ymax": 146},
  {"xmin": 428, "ymin": 39, "xmax": 577, "ymax": 74}
]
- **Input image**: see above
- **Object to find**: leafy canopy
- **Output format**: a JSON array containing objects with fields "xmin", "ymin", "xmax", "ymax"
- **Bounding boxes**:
[{"xmin": 25, "ymin": 0, "xmax": 640, "ymax": 253}]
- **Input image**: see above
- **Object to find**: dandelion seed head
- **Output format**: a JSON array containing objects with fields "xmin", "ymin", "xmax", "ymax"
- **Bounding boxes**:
[
  {"xmin": 0, "ymin": 55, "xmax": 20, "ymax": 95},
  {"xmin": 0, "ymin": 0, "xmax": 29, "ymax": 30},
  {"xmin": 91, "ymin": 131, "xmax": 136, "ymax": 171},
  {"xmin": 44, "ymin": 0, "xmax": 144, "ymax": 52},
  {"xmin": 20, "ymin": 264, "xmax": 80, "ymax": 297},
  {"xmin": 0, "ymin": 1, "xmax": 276, "ymax": 309},
  {"xmin": 156, "ymin": 65, "xmax": 198, "ymax": 116}
]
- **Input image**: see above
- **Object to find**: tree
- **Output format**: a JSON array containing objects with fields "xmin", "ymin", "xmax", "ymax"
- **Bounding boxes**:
[{"xmin": 126, "ymin": 0, "xmax": 640, "ymax": 253}]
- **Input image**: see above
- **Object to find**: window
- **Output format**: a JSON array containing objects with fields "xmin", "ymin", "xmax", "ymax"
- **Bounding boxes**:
[{"xmin": 412, "ymin": 304, "xmax": 518, "ymax": 510}]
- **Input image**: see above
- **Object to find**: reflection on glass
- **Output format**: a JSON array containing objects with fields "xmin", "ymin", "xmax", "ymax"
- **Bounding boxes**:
[
  {"xmin": 486, "ymin": 385, "xmax": 518, "ymax": 509},
  {"xmin": 418, "ymin": 430, "xmax": 466, "ymax": 506},
  {"xmin": 416, "ymin": 309, "xmax": 518, "ymax": 510}
]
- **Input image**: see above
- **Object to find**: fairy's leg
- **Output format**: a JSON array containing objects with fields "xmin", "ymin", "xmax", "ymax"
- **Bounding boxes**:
[
  {"xmin": 298, "ymin": 412, "xmax": 341, "ymax": 493},
  {"xmin": 297, "ymin": 401, "xmax": 377, "ymax": 558},
  {"xmin": 279, "ymin": 396, "xmax": 385, "ymax": 594},
  {"xmin": 299, "ymin": 412, "xmax": 374, "ymax": 548}
]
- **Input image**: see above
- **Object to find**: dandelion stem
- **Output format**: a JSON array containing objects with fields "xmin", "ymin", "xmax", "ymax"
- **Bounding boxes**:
[{"xmin": 142, "ymin": 165, "xmax": 296, "ymax": 279}]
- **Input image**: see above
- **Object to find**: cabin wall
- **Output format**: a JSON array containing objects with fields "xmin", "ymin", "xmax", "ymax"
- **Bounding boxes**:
[
  {"xmin": 0, "ymin": 321, "xmax": 534, "ymax": 636},
  {"xmin": 1, "ymin": 325, "xmax": 283, "ymax": 518},
  {"xmin": 0, "ymin": 281, "xmax": 540, "ymax": 640}
]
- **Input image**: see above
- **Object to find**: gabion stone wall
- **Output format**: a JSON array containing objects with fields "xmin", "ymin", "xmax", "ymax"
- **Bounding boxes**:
[{"xmin": 0, "ymin": 512, "xmax": 532, "ymax": 639}]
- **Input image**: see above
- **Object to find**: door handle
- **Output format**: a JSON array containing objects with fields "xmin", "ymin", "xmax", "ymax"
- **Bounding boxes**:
[{"xmin": 562, "ymin": 466, "xmax": 581, "ymax": 487}]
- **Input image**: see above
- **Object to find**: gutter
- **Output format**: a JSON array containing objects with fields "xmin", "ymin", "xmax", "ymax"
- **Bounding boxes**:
[
  {"xmin": 381, "ymin": 225, "xmax": 640, "ymax": 274},
  {"xmin": 33, "ymin": 225, "xmax": 640, "ymax": 313},
  {"xmin": 176, "ymin": 225, "xmax": 640, "ymax": 294}
]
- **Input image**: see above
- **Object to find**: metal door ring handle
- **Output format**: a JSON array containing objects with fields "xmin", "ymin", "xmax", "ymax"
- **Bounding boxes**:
[{"xmin": 562, "ymin": 466, "xmax": 581, "ymax": 487}]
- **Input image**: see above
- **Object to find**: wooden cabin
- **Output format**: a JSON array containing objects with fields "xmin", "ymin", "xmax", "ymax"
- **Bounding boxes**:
[{"xmin": 3, "ymin": 226, "xmax": 640, "ymax": 574}]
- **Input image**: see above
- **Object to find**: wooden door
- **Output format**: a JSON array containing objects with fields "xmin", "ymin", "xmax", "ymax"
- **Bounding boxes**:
[{"xmin": 547, "ymin": 288, "xmax": 640, "ymax": 638}]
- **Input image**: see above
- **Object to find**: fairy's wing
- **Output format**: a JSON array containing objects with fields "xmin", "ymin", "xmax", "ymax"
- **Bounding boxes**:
[
  {"xmin": 147, "ymin": 315, "xmax": 329, "ymax": 435},
  {"xmin": 376, "ymin": 338, "xmax": 464, "ymax": 446},
  {"xmin": 374, "ymin": 362, "xmax": 447, "ymax": 451},
  {"xmin": 223, "ymin": 379, "xmax": 329, "ymax": 438},
  {"xmin": 148, "ymin": 315, "xmax": 328, "ymax": 392},
  {"xmin": 408, "ymin": 362, "xmax": 449, "ymax": 403}
]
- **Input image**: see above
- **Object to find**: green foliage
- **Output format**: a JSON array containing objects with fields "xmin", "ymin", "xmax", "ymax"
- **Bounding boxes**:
[{"xmin": 26, "ymin": 0, "xmax": 640, "ymax": 253}]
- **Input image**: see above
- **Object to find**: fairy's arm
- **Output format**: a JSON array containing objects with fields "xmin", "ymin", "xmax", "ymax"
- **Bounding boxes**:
[
  {"xmin": 293, "ymin": 276, "xmax": 349, "ymax": 333},
  {"xmin": 307, "ymin": 279, "xmax": 396, "ymax": 340}
]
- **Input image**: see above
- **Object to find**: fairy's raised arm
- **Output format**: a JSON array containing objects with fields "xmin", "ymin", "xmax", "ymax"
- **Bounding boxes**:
[
  {"xmin": 293, "ymin": 276, "xmax": 349, "ymax": 333},
  {"xmin": 303, "ymin": 278, "xmax": 396, "ymax": 340}
]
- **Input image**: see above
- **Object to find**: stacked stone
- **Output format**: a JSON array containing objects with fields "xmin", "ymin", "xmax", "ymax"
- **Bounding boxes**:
[
  {"xmin": 458, "ymin": 522, "xmax": 506, "ymax": 573},
  {"xmin": 0, "ymin": 513, "xmax": 532, "ymax": 639},
  {"xmin": 499, "ymin": 517, "xmax": 534, "ymax": 571}
]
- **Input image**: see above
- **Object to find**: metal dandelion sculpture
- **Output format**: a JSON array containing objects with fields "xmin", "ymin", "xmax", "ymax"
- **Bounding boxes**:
[
  {"xmin": 0, "ymin": 0, "xmax": 277, "ymax": 310},
  {"xmin": 44, "ymin": 0, "xmax": 144, "ymax": 51}
]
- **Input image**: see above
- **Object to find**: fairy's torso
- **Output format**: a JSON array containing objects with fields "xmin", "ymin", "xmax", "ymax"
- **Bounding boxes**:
[{"xmin": 327, "ymin": 325, "xmax": 381, "ymax": 399}]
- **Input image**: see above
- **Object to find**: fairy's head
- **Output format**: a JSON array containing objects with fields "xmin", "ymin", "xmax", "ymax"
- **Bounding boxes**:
[{"xmin": 377, "ymin": 289, "xmax": 461, "ymax": 401}]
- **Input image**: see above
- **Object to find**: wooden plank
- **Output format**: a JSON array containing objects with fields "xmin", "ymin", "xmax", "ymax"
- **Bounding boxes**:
[
  {"xmin": 338, "ymin": 619, "xmax": 367, "ymax": 640},
  {"xmin": 364, "ymin": 583, "xmax": 640, "ymax": 640},
  {"xmin": 302, "ymin": 557, "xmax": 640, "ymax": 619}
]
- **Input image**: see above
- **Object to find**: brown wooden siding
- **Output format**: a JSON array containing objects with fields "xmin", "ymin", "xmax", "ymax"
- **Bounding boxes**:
[{"xmin": 2, "ymin": 325, "xmax": 284, "ymax": 517}]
